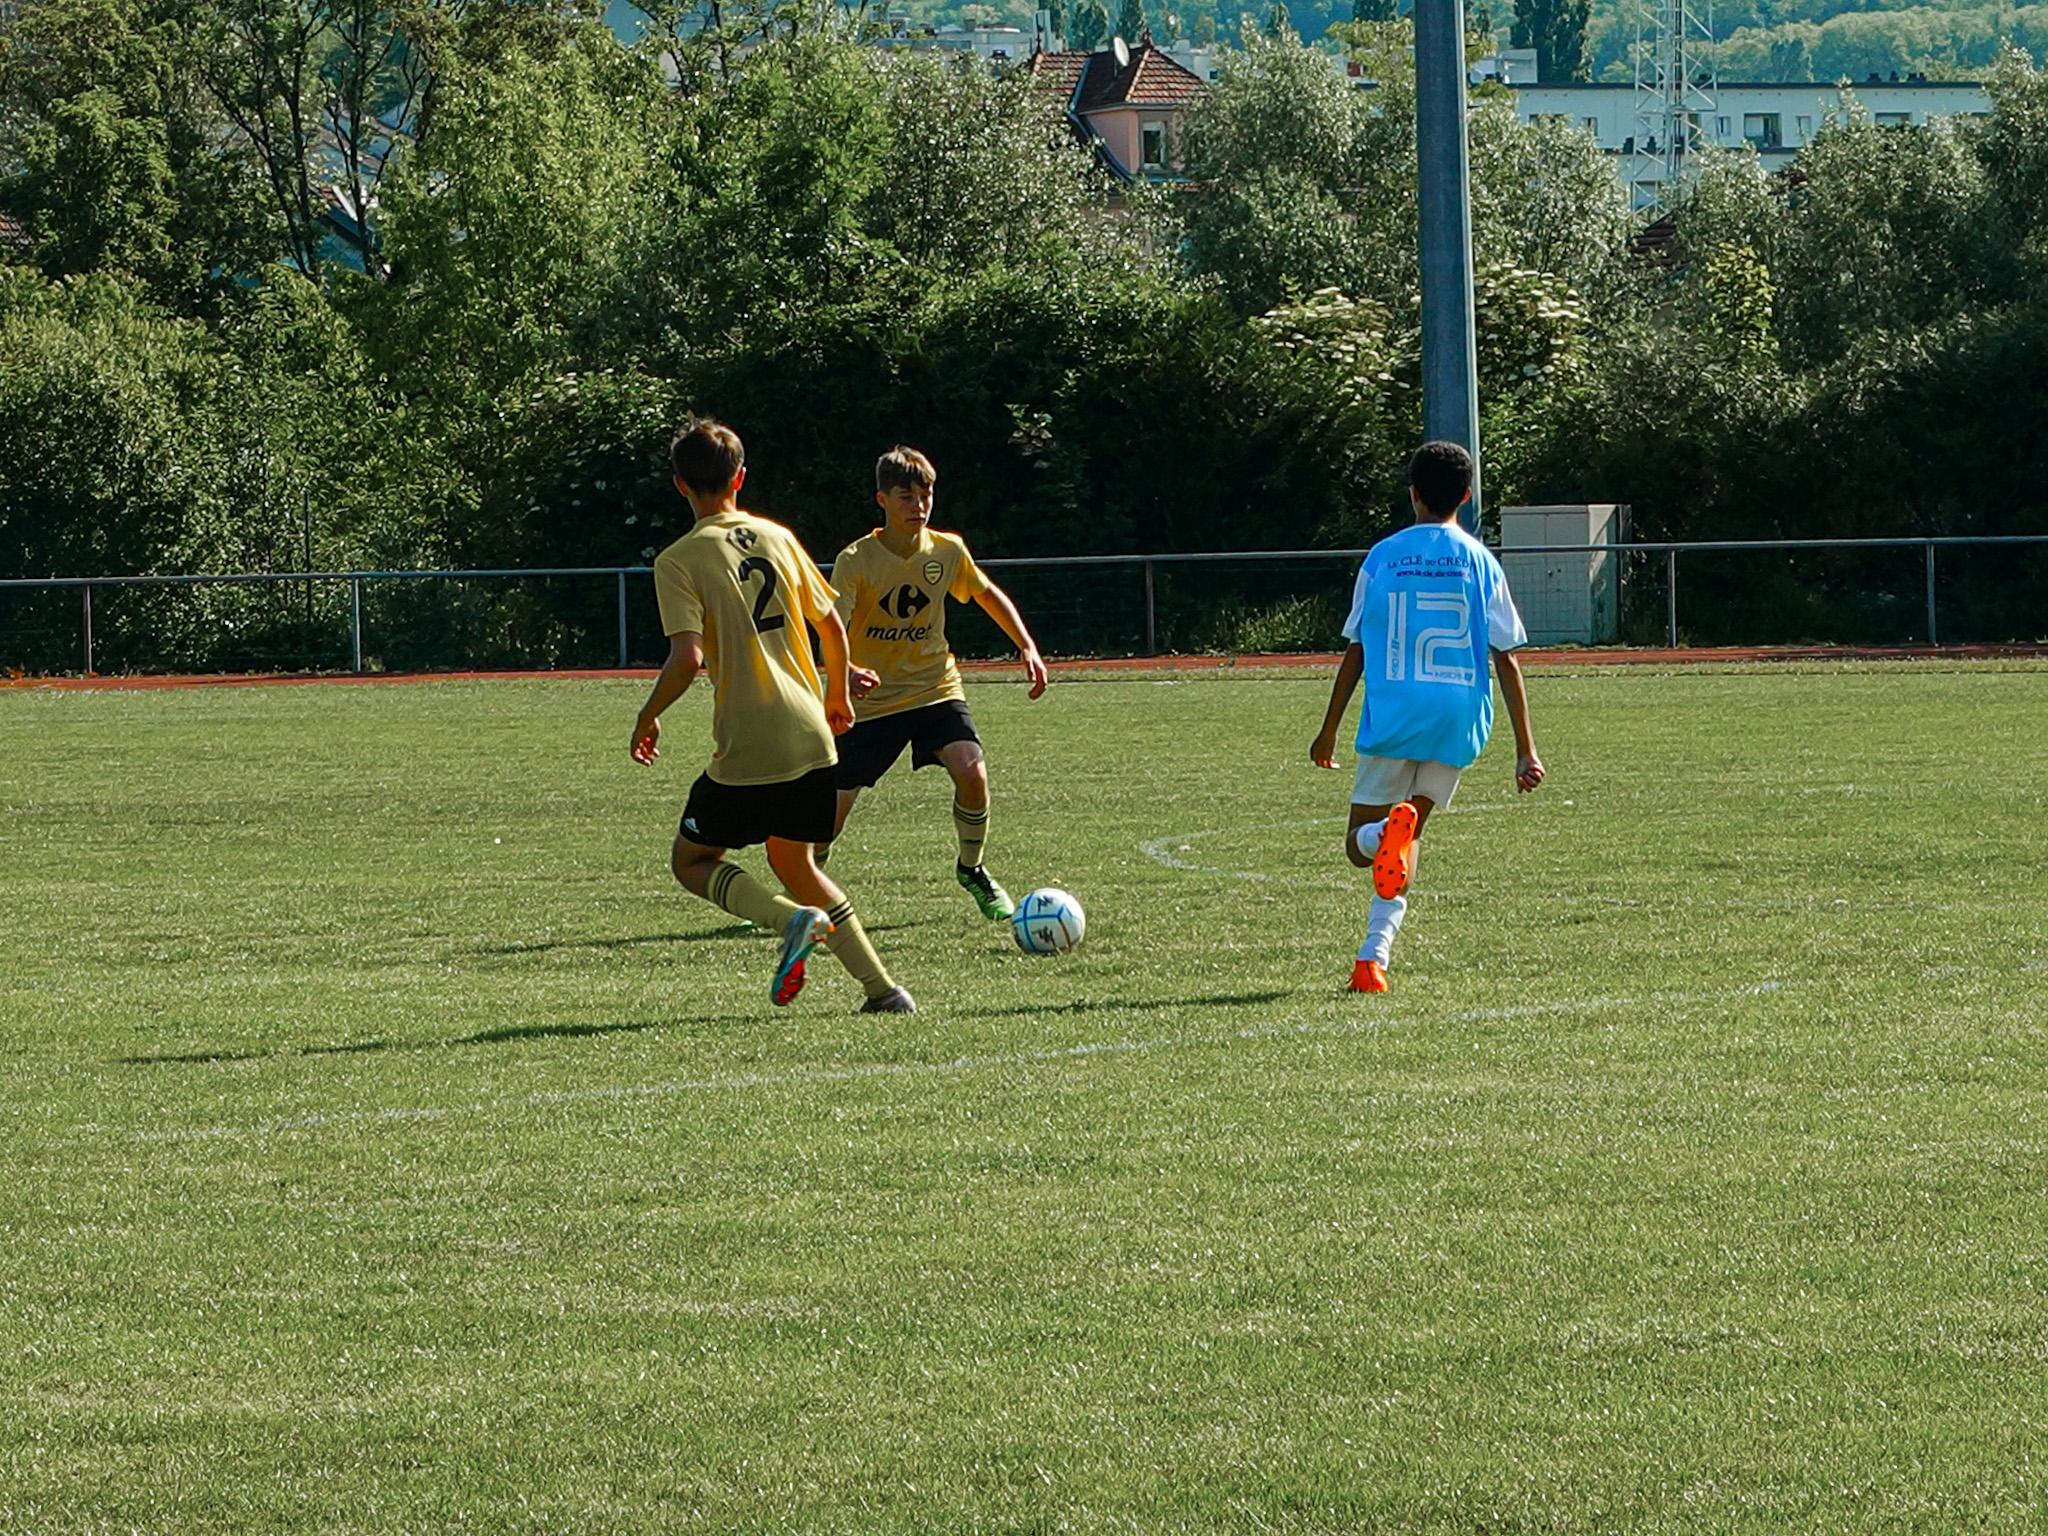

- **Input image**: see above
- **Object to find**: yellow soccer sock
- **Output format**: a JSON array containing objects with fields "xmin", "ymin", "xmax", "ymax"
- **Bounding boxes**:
[
  {"xmin": 822, "ymin": 898, "xmax": 896, "ymax": 999},
  {"xmin": 953, "ymin": 800, "xmax": 989, "ymax": 869},
  {"xmin": 705, "ymin": 861, "xmax": 804, "ymax": 931}
]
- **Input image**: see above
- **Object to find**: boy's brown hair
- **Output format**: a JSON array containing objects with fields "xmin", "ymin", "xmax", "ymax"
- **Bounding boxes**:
[
  {"xmin": 671, "ymin": 419, "xmax": 745, "ymax": 494},
  {"xmin": 876, "ymin": 445, "xmax": 937, "ymax": 494}
]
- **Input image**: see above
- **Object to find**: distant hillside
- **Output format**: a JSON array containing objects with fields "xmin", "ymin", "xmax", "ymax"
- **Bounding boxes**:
[
  {"xmin": 1588, "ymin": 0, "xmax": 2048, "ymax": 83},
  {"xmin": 869, "ymin": 0, "xmax": 2046, "ymax": 73}
]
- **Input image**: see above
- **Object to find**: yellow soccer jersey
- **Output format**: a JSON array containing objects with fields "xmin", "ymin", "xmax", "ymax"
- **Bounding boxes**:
[
  {"xmin": 653, "ymin": 511, "xmax": 839, "ymax": 786},
  {"xmin": 831, "ymin": 528, "xmax": 991, "ymax": 720}
]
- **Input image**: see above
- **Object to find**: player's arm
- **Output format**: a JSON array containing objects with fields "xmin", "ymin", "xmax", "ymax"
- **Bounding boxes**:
[
  {"xmin": 1310, "ymin": 642, "xmax": 1365, "ymax": 769},
  {"xmin": 631, "ymin": 631, "xmax": 704, "ymax": 764},
  {"xmin": 972, "ymin": 583, "xmax": 1048, "ymax": 698},
  {"xmin": 831, "ymin": 562, "xmax": 880, "ymax": 701},
  {"xmin": 814, "ymin": 607, "xmax": 857, "ymax": 735},
  {"xmin": 1492, "ymin": 648, "xmax": 1544, "ymax": 792}
]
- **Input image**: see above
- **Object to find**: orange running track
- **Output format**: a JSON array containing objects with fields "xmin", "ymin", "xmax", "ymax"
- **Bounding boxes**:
[{"xmin": 5, "ymin": 643, "xmax": 2047, "ymax": 692}]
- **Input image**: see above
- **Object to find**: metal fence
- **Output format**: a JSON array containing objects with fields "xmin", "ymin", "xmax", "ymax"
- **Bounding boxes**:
[{"xmin": 3, "ymin": 535, "xmax": 2046, "ymax": 676}]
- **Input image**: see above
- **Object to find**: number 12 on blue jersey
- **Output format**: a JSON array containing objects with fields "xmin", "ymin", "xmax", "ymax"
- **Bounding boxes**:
[{"xmin": 1384, "ymin": 588, "xmax": 1475, "ymax": 687}]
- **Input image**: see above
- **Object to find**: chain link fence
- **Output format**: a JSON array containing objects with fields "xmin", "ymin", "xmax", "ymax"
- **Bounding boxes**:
[{"xmin": 4, "ymin": 538, "xmax": 2046, "ymax": 676}]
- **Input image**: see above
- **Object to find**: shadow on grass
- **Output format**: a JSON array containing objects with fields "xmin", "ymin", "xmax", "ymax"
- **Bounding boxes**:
[
  {"xmin": 120, "ymin": 1015, "xmax": 754, "ymax": 1065},
  {"xmin": 455, "ymin": 1019, "xmax": 665, "ymax": 1046},
  {"xmin": 476, "ymin": 922, "xmax": 912, "ymax": 956},
  {"xmin": 976, "ymin": 989, "xmax": 1292, "ymax": 1019},
  {"xmin": 122, "ymin": 1040, "xmax": 406, "ymax": 1065}
]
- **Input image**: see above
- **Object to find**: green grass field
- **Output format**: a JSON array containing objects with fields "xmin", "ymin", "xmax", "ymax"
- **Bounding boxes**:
[{"xmin": 3, "ymin": 665, "xmax": 2046, "ymax": 1533}]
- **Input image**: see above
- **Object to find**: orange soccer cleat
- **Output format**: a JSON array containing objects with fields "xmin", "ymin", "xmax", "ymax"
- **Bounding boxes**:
[
  {"xmin": 1372, "ymin": 801, "xmax": 1418, "ymax": 899},
  {"xmin": 1349, "ymin": 959, "xmax": 1388, "ymax": 993}
]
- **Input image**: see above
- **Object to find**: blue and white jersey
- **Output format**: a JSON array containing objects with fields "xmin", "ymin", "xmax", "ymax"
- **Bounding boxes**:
[{"xmin": 1342, "ymin": 520, "xmax": 1528, "ymax": 769}]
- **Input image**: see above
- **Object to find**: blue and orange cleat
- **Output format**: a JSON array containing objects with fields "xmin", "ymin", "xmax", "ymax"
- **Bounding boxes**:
[
  {"xmin": 1349, "ymin": 959, "xmax": 1388, "ymax": 993},
  {"xmin": 772, "ymin": 906, "xmax": 833, "ymax": 1006},
  {"xmin": 1373, "ymin": 801, "xmax": 1418, "ymax": 900}
]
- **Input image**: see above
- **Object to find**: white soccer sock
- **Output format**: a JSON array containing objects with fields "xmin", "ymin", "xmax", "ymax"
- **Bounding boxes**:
[
  {"xmin": 1352, "ymin": 819, "xmax": 1387, "ymax": 860},
  {"xmin": 1357, "ymin": 895, "xmax": 1406, "ymax": 966}
]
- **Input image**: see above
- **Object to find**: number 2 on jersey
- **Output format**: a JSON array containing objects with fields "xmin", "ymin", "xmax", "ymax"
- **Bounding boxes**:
[{"xmin": 736, "ymin": 557, "xmax": 787, "ymax": 633}]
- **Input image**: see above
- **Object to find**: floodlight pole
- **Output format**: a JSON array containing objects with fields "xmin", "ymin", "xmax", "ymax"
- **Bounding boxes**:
[{"xmin": 1415, "ymin": 0, "xmax": 1483, "ymax": 536}]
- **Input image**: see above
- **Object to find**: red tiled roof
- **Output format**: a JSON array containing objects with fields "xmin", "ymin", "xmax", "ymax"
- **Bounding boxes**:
[
  {"xmin": 1028, "ymin": 49, "xmax": 1090, "ymax": 107},
  {"xmin": 1098, "ymin": 43, "xmax": 1206, "ymax": 108},
  {"xmin": 0, "ymin": 208, "xmax": 33, "ymax": 252},
  {"xmin": 1030, "ymin": 41, "xmax": 1205, "ymax": 114}
]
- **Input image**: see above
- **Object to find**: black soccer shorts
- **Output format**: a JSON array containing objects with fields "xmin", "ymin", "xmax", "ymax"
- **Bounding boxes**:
[
  {"xmin": 832, "ymin": 699, "xmax": 981, "ymax": 791},
  {"xmin": 677, "ymin": 763, "xmax": 838, "ymax": 849}
]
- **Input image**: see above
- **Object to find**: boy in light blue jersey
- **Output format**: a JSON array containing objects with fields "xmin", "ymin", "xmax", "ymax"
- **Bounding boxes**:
[{"xmin": 1310, "ymin": 441, "xmax": 1545, "ymax": 993}]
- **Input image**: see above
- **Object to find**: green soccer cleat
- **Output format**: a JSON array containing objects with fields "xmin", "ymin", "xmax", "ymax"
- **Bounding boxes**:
[{"xmin": 955, "ymin": 863, "xmax": 1015, "ymax": 921}]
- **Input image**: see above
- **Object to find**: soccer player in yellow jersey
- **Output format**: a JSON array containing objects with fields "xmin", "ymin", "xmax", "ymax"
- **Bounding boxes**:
[
  {"xmin": 630, "ymin": 420, "xmax": 914, "ymax": 1013},
  {"xmin": 819, "ymin": 446, "xmax": 1049, "ymax": 921}
]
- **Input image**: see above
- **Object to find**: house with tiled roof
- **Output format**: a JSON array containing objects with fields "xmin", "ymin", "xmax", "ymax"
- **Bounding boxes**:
[{"xmin": 1029, "ymin": 34, "xmax": 1206, "ymax": 181}]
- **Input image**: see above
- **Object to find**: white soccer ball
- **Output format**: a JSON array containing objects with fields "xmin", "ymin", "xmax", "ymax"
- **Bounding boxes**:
[{"xmin": 1012, "ymin": 887, "xmax": 1085, "ymax": 955}]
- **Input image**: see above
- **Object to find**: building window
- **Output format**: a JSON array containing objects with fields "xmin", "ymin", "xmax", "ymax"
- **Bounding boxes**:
[
  {"xmin": 1742, "ymin": 112, "xmax": 1782, "ymax": 148},
  {"xmin": 1582, "ymin": 116, "xmax": 1599, "ymax": 136},
  {"xmin": 1141, "ymin": 122, "xmax": 1166, "ymax": 170},
  {"xmin": 1874, "ymin": 110, "xmax": 1912, "ymax": 127},
  {"xmin": 1796, "ymin": 115, "xmax": 1812, "ymax": 140},
  {"xmin": 1717, "ymin": 116, "xmax": 1731, "ymax": 137}
]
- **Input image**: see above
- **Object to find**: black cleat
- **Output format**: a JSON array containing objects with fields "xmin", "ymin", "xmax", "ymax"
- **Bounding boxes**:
[{"xmin": 859, "ymin": 985, "xmax": 918, "ymax": 1014}]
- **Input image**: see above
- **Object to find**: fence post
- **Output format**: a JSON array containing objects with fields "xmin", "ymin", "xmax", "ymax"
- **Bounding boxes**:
[
  {"xmin": 1665, "ymin": 550, "xmax": 1678, "ymax": 648},
  {"xmin": 617, "ymin": 570, "xmax": 629, "ymax": 668},
  {"xmin": 350, "ymin": 577, "xmax": 363, "ymax": 673},
  {"xmin": 1143, "ymin": 560, "xmax": 1156, "ymax": 656},
  {"xmin": 82, "ymin": 583, "xmax": 94, "ymax": 676},
  {"xmin": 1924, "ymin": 542, "xmax": 1938, "ymax": 647}
]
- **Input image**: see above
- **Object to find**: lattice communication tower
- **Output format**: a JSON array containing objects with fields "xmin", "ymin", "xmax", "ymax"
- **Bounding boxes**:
[{"xmin": 1631, "ymin": 0, "xmax": 1718, "ymax": 208}]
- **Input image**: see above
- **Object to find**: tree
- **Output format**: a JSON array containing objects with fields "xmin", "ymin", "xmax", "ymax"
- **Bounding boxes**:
[
  {"xmin": 366, "ymin": 23, "xmax": 672, "ymax": 404},
  {"xmin": 1071, "ymin": 0, "xmax": 1108, "ymax": 48},
  {"xmin": 1511, "ymin": 0, "xmax": 1589, "ymax": 82},
  {"xmin": 861, "ymin": 52, "xmax": 1127, "ymax": 278},
  {"xmin": 0, "ymin": 0, "xmax": 272, "ymax": 306},
  {"xmin": 1117, "ymin": 0, "xmax": 1145, "ymax": 40}
]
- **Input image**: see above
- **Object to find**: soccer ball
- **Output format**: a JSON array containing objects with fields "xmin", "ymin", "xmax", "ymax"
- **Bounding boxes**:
[{"xmin": 1012, "ymin": 888, "xmax": 1085, "ymax": 955}]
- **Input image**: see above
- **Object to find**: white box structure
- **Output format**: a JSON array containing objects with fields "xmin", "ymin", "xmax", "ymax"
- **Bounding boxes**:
[{"xmin": 1498, "ymin": 504, "xmax": 1626, "ymax": 645}]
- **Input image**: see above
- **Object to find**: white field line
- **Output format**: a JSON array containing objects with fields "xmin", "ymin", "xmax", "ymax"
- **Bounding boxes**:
[{"xmin": 133, "ymin": 980, "xmax": 1793, "ymax": 1146}]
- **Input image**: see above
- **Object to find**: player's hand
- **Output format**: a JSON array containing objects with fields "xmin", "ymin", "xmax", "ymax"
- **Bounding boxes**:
[
  {"xmin": 1515, "ymin": 752, "xmax": 1545, "ymax": 792},
  {"xmin": 1310, "ymin": 728, "xmax": 1340, "ymax": 770},
  {"xmin": 1022, "ymin": 646, "xmax": 1049, "ymax": 699},
  {"xmin": 630, "ymin": 714, "xmax": 661, "ymax": 765},
  {"xmin": 850, "ymin": 665, "xmax": 879, "ymax": 701},
  {"xmin": 825, "ymin": 695, "xmax": 856, "ymax": 735}
]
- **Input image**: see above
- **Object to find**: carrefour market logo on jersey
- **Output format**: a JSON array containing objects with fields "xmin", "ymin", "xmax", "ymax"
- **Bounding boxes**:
[{"xmin": 865, "ymin": 622, "xmax": 934, "ymax": 642}]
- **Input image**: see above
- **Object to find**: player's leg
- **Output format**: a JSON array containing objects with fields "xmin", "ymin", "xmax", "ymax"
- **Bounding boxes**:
[
  {"xmin": 815, "ymin": 788, "xmax": 860, "ymax": 868},
  {"xmin": 1344, "ymin": 760, "xmax": 1429, "ymax": 991},
  {"xmin": 1346, "ymin": 761, "xmax": 1458, "ymax": 992},
  {"xmin": 766, "ymin": 834, "xmax": 914, "ymax": 1013},
  {"xmin": 914, "ymin": 703, "xmax": 1011, "ymax": 921},
  {"xmin": 814, "ymin": 715, "xmax": 903, "ymax": 870},
  {"xmin": 674, "ymin": 773, "xmax": 831, "ymax": 1006},
  {"xmin": 936, "ymin": 738, "xmax": 1011, "ymax": 920}
]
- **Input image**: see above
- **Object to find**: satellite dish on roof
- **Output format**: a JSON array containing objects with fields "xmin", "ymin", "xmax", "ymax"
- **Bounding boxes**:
[{"xmin": 1111, "ymin": 34, "xmax": 1130, "ymax": 67}]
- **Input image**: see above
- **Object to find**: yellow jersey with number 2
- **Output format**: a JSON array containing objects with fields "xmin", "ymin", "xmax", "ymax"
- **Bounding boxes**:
[{"xmin": 652, "ymin": 511, "xmax": 839, "ymax": 786}]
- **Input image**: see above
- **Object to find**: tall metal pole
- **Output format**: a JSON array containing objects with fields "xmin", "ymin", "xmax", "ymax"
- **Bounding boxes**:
[{"xmin": 1414, "ymin": 0, "xmax": 1482, "ymax": 535}]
